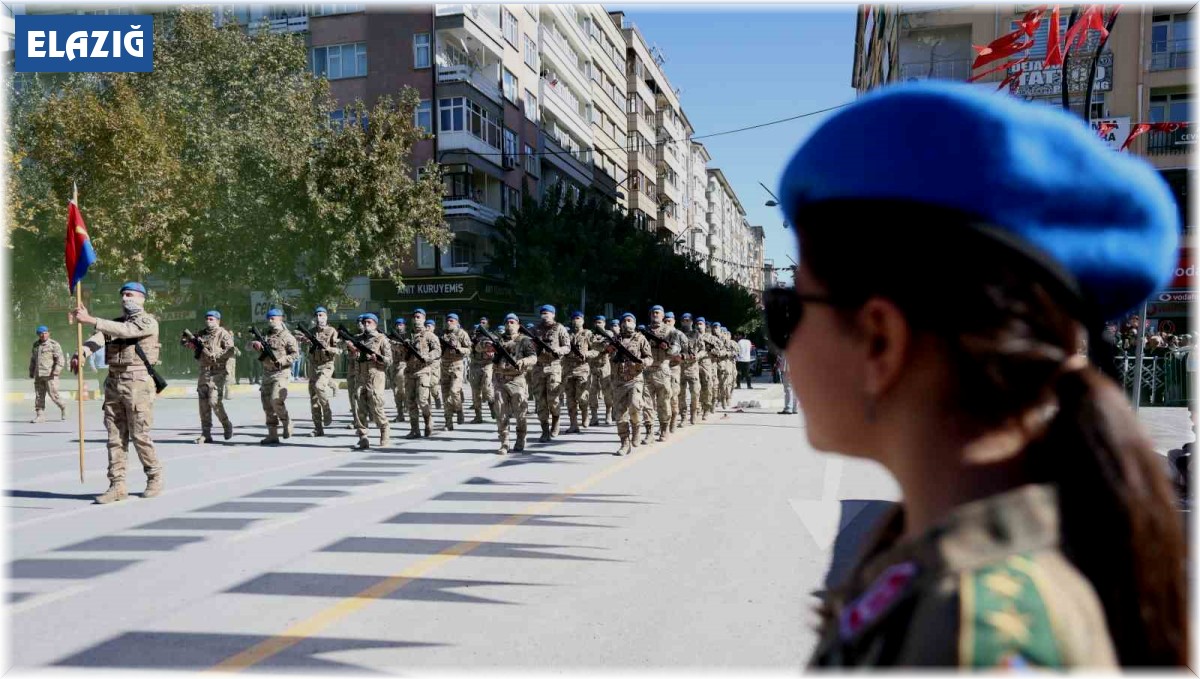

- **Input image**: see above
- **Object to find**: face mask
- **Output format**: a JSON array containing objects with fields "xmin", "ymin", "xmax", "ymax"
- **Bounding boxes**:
[
  {"xmin": 206, "ymin": 320, "xmax": 218, "ymax": 329},
  {"xmin": 122, "ymin": 298, "xmax": 144, "ymax": 315},
  {"xmin": 270, "ymin": 319, "xmax": 282, "ymax": 330},
  {"xmin": 316, "ymin": 316, "xmax": 327, "ymax": 327},
  {"xmin": 357, "ymin": 323, "xmax": 365, "ymax": 332}
]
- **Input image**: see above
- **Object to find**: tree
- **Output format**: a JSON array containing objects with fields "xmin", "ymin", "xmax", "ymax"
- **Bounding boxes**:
[
  {"xmin": 6, "ymin": 7, "xmax": 449, "ymax": 319},
  {"xmin": 488, "ymin": 184, "xmax": 761, "ymax": 333}
]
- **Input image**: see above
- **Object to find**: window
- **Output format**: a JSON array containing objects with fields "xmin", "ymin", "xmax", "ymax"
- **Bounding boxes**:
[
  {"xmin": 628, "ymin": 95, "xmax": 639, "ymax": 114},
  {"xmin": 312, "ymin": 4, "xmax": 364, "ymax": 16},
  {"xmin": 503, "ymin": 68, "xmax": 519, "ymax": 104},
  {"xmin": 443, "ymin": 171, "xmax": 470, "ymax": 199},
  {"xmin": 503, "ymin": 186, "xmax": 522, "ymax": 216},
  {"xmin": 451, "ymin": 237, "xmax": 474, "ymax": 268},
  {"xmin": 1152, "ymin": 14, "xmax": 1191, "ymax": 70},
  {"xmin": 524, "ymin": 90, "xmax": 539, "ymax": 122},
  {"xmin": 524, "ymin": 143, "xmax": 539, "ymax": 176},
  {"xmin": 524, "ymin": 35, "xmax": 538, "ymax": 69},
  {"xmin": 416, "ymin": 236, "xmax": 435, "ymax": 269},
  {"xmin": 439, "ymin": 97, "xmax": 501, "ymax": 148},
  {"xmin": 1150, "ymin": 93, "xmax": 1192, "ymax": 122},
  {"xmin": 503, "ymin": 128, "xmax": 519, "ymax": 168},
  {"xmin": 502, "ymin": 8, "xmax": 518, "ymax": 46},
  {"xmin": 311, "ymin": 42, "xmax": 367, "ymax": 80},
  {"xmin": 413, "ymin": 33, "xmax": 430, "ymax": 69},
  {"xmin": 414, "ymin": 99, "xmax": 432, "ymax": 133}
]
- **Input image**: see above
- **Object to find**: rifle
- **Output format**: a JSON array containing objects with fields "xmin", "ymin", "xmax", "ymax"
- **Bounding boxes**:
[
  {"xmin": 518, "ymin": 324, "xmax": 557, "ymax": 356},
  {"xmin": 477, "ymin": 325, "xmax": 519, "ymax": 368},
  {"xmin": 247, "ymin": 326, "xmax": 277, "ymax": 364},
  {"xmin": 336, "ymin": 324, "xmax": 382, "ymax": 363},
  {"xmin": 387, "ymin": 329, "xmax": 429, "ymax": 365},
  {"xmin": 593, "ymin": 326, "xmax": 643, "ymax": 365},
  {"xmin": 295, "ymin": 322, "xmax": 332, "ymax": 355},
  {"xmin": 567, "ymin": 332, "xmax": 586, "ymax": 361},
  {"xmin": 180, "ymin": 328, "xmax": 203, "ymax": 360},
  {"xmin": 637, "ymin": 326, "xmax": 671, "ymax": 351}
]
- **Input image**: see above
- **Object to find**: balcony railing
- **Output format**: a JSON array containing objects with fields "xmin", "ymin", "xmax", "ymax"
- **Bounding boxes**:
[
  {"xmin": 437, "ymin": 63, "xmax": 501, "ymax": 101},
  {"xmin": 1150, "ymin": 39, "xmax": 1191, "ymax": 71},
  {"xmin": 437, "ymin": 4, "xmax": 501, "ymax": 36},
  {"xmin": 444, "ymin": 197, "xmax": 503, "ymax": 224},
  {"xmin": 898, "ymin": 58, "xmax": 971, "ymax": 82},
  {"xmin": 1146, "ymin": 129, "xmax": 1193, "ymax": 155}
]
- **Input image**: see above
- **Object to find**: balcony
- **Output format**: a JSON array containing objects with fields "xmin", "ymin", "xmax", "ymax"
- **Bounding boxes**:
[
  {"xmin": 1146, "ymin": 128, "xmax": 1195, "ymax": 155},
  {"xmin": 541, "ymin": 130, "xmax": 592, "ymax": 186},
  {"xmin": 436, "ymin": 4, "xmax": 503, "ymax": 58},
  {"xmin": 438, "ymin": 130, "xmax": 503, "ymax": 169},
  {"xmin": 541, "ymin": 77, "xmax": 591, "ymax": 142},
  {"xmin": 898, "ymin": 58, "xmax": 970, "ymax": 82},
  {"xmin": 443, "ymin": 197, "xmax": 503, "ymax": 225},
  {"xmin": 1151, "ymin": 39, "xmax": 1191, "ymax": 71},
  {"xmin": 539, "ymin": 25, "xmax": 589, "ymax": 96},
  {"xmin": 437, "ymin": 63, "xmax": 501, "ymax": 103}
]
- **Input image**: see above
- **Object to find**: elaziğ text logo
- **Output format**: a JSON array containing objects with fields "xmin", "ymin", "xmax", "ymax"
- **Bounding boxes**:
[{"xmin": 15, "ymin": 15, "xmax": 154, "ymax": 73}]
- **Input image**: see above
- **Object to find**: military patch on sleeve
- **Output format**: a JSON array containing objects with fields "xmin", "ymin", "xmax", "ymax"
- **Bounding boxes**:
[
  {"xmin": 839, "ymin": 561, "xmax": 918, "ymax": 641},
  {"xmin": 959, "ymin": 555, "xmax": 1063, "ymax": 668}
]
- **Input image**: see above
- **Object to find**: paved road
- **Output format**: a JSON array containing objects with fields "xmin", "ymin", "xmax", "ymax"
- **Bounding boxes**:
[
  {"xmin": 7, "ymin": 378, "xmax": 1190, "ymax": 671},
  {"xmin": 5, "ymin": 377, "xmax": 903, "ymax": 671}
]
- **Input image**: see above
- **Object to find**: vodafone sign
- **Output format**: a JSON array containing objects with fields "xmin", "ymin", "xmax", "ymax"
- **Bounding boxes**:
[{"xmin": 1168, "ymin": 247, "xmax": 1194, "ymax": 290}]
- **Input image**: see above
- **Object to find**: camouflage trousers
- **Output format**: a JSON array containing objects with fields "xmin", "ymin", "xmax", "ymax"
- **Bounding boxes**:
[
  {"xmin": 355, "ymin": 369, "xmax": 388, "ymax": 437},
  {"xmin": 494, "ymin": 374, "xmax": 529, "ymax": 447},
  {"xmin": 440, "ymin": 360, "xmax": 465, "ymax": 423},
  {"xmin": 679, "ymin": 363, "xmax": 702, "ymax": 422},
  {"xmin": 197, "ymin": 369, "xmax": 231, "ymax": 435},
  {"xmin": 389, "ymin": 364, "xmax": 406, "ymax": 421},
  {"xmin": 34, "ymin": 376, "xmax": 64, "ymax": 415},
  {"xmin": 720, "ymin": 361, "xmax": 736, "ymax": 404},
  {"xmin": 103, "ymin": 371, "xmax": 161, "ymax": 484},
  {"xmin": 406, "ymin": 369, "xmax": 435, "ymax": 421},
  {"xmin": 469, "ymin": 360, "xmax": 494, "ymax": 418},
  {"xmin": 611, "ymin": 374, "xmax": 644, "ymax": 440},
  {"xmin": 308, "ymin": 361, "xmax": 335, "ymax": 428},
  {"xmin": 669, "ymin": 365, "xmax": 681, "ymax": 425},
  {"xmin": 346, "ymin": 371, "xmax": 359, "ymax": 423},
  {"xmin": 259, "ymin": 369, "xmax": 291, "ymax": 429},
  {"xmin": 563, "ymin": 367, "xmax": 591, "ymax": 425},
  {"xmin": 588, "ymin": 364, "xmax": 610, "ymax": 420},
  {"xmin": 643, "ymin": 368, "xmax": 674, "ymax": 435},
  {"xmin": 530, "ymin": 363, "xmax": 563, "ymax": 427},
  {"xmin": 699, "ymin": 360, "xmax": 716, "ymax": 414}
]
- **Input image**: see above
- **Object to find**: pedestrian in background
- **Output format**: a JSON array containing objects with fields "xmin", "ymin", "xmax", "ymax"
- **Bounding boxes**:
[
  {"xmin": 735, "ymin": 333, "xmax": 754, "ymax": 389},
  {"xmin": 776, "ymin": 354, "xmax": 796, "ymax": 415},
  {"xmin": 769, "ymin": 82, "xmax": 1187, "ymax": 668}
]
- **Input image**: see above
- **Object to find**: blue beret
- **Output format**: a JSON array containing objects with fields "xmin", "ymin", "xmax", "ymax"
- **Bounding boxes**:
[
  {"xmin": 356, "ymin": 314, "xmax": 366, "ymax": 321},
  {"xmin": 479, "ymin": 316, "xmax": 489, "ymax": 322},
  {"xmin": 119, "ymin": 281, "xmax": 146, "ymax": 295},
  {"xmin": 681, "ymin": 313, "xmax": 692, "ymax": 320},
  {"xmin": 525, "ymin": 322, "xmax": 534, "ymax": 328},
  {"xmin": 539, "ymin": 304, "xmax": 555, "ymax": 314},
  {"xmin": 664, "ymin": 311, "xmax": 675, "ymax": 319},
  {"xmin": 425, "ymin": 320, "xmax": 435, "ymax": 327},
  {"xmin": 621, "ymin": 312, "xmax": 635, "ymax": 321},
  {"xmin": 696, "ymin": 317, "xmax": 707, "ymax": 324},
  {"xmin": 314, "ymin": 306, "xmax": 327, "ymax": 314},
  {"xmin": 36, "ymin": 325, "xmax": 48, "ymax": 334},
  {"xmin": 505, "ymin": 313, "xmax": 519, "ymax": 322},
  {"xmin": 412, "ymin": 308, "xmax": 426, "ymax": 316},
  {"xmin": 712, "ymin": 322, "xmax": 722, "ymax": 328},
  {"xmin": 447, "ymin": 313, "xmax": 459, "ymax": 321},
  {"xmin": 779, "ymin": 81, "xmax": 1179, "ymax": 320},
  {"xmin": 205, "ymin": 310, "xmax": 221, "ymax": 320},
  {"xmin": 394, "ymin": 317, "xmax": 406, "ymax": 325},
  {"xmin": 361, "ymin": 313, "xmax": 379, "ymax": 324},
  {"xmin": 650, "ymin": 305, "xmax": 664, "ymax": 313},
  {"xmin": 637, "ymin": 324, "xmax": 646, "ymax": 330},
  {"xmin": 266, "ymin": 308, "xmax": 283, "ymax": 319},
  {"xmin": 571, "ymin": 310, "xmax": 584, "ymax": 319},
  {"xmin": 594, "ymin": 315, "xmax": 606, "ymax": 322}
]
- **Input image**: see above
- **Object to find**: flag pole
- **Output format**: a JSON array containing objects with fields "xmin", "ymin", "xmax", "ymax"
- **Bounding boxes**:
[{"xmin": 72, "ymin": 182, "xmax": 84, "ymax": 484}]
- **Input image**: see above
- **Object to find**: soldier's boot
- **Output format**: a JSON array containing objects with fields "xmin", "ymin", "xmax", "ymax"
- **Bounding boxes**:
[
  {"xmin": 630, "ymin": 424, "xmax": 640, "ymax": 449},
  {"xmin": 615, "ymin": 424, "xmax": 631, "ymax": 456},
  {"xmin": 59, "ymin": 405, "xmax": 67, "ymax": 421},
  {"xmin": 222, "ymin": 420, "xmax": 234, "ymax": 440},
  {"xmin": 514, "ymin": 425, "xmax": 527, "ymax": 453},
  {"xmin": 580, "ymin": 407, "xmax": 590, "ymax": 431},
  {"xmin": 689, "ymin": 409, "xmax": 697, "ymax": 426},
  {"xmin": 550, "ymin": 414, "xmax": 561, "ymax": 438},
  {"xmin": 538, "ymin": 421, "xmax": 550, "ymax": 443},
  {"xmin": 310, "ymin": 423, "xmax": 325, "ymax": 437},
  {"xmin": 30, "ymin": 411, "xmax": 44, "ymax": 424},
  {"xmin": 324, "ymin": 407, "xmax": 334, "ymax": 427},
  {"xmin": 472, "ymin": 402, "xmax": 484, "ymax": 424},
  {"xmin": 640, "ymin": 424, "xmax": 652, "ymax": 447},
  {"xmin": 282, "ymin": 418, "xmax": 294, "ymax": 439},
  {"xmin": 395, "ymin": 408, "xmax": 406, "ymax": 424},
  {"xmin": 143, "ymin": 474, "xmax": 164, "ymax": 499},
  {"xmin": 456, "ymin": 407, "xmax": 464, "ymax": 425},
  {"xmin": 589, "ymin": 412, "xmax": 600, "ymax": 427},
  {"xmin": 489, "ymin": 401, "xmax": 498, "ymax": 421},
  {"xmin": 657, "ymin": 422, "xmax": 668, "ymax": 443},
  {"xmin": 423, "ymin": 414, "xmax": 433, "ymax": 438},
  {"xmin": 434, "ymin": 395, "xmax": 442, "ymax": 409},
  {"xmin": 261, "ymin": 427, "xmax": 281, "ymax": 445},
  {"xmin": 565, "ymin": 410, "xmax": 580, "ymax": 435},
  {"xmin": 379, "ymin": 426, "xmax": 390, "ymax": 448},
  {"xmin": 405, "ymin": 420, "xmax": 421, "ymax": 439},
  {"xmin": 355, "ymin": 436, "xmax": 370, "ymax": 450},
  {"xmin": 195, "ymin": 431, "xmax": 214, "ymax": 444},
  {"xmin": 95, "ymin": 481, "xmax": 128, "ymax": 504}
]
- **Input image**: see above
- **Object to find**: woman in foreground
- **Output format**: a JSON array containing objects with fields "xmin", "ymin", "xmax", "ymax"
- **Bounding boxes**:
[{"xmin": 767, "ymin": 81, "xmax": 1188, "ymax": 668}]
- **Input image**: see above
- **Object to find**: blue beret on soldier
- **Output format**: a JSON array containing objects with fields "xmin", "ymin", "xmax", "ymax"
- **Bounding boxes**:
[
  {"xmin": 361, "ymin": 313, "xmax": 379, "ymax": 324},
  {"xmin": 779, "ymin": 81, "xmax": 1180, "ymax": 320},
  {"xmin": 696, "ymin": 317, "xmax": 706, "ymax": 324},
  {"xmin": 315, "ymin": 306, "xmax": 327, "ymax": 314},
  {"xmin": 120, "ymin": 281, "xmax": 147, "ymax": 295},
  {"xmin": 621, "ymin": 312, "xmax": 635, "ymax": 321},
  {"xmin": 664, "ymin": 311, "xmax": 675, "ymax": 319},
  {"xmin": 650, "ymin": 304, "xmax": 664, "ymax": 313},
  {"xmin": 571, "ymin": 310, "xmax": 584, "ymax": 319},
  {"xmin": 539, "ymin": 304, "xmax": 556, "ymax": 314},
  {"xmin": 525, "ymin": 322, "xmax": 534, "ymax": 328},
  {"xmin": 205, "ymin": 310, "xmax": 221, "ymax": 320},
  {"xmin": 413, "ymin": 308, "xmax": 426, "ymax": 316},
  {"xmin": 36, "ymin": 325, "xmax": 48, "ymax": 334},
  {"xmin": 594, "ymin": 315, "xmax": 606, "ymax": 322},
  {"xmin": 447, "ymin": 313, "xmax": 459, "ymax": 321},
  {"xmin": 425, "ymin": 320, "xmax": 435, "ymax": 327},
  {"xmin": 266, "ymin": 308, "xmax": 284, "ymax": 319},
  {"xmin": 505, "ymin": 313, "xmax": 519, "ymax": 322},
  {"xmin": 682, "ymin": 313, "xmax": 692, "ymax": 320},
  {"xmin": 395, "ymin": 317, "xmax": 405, "ymax": 325}
]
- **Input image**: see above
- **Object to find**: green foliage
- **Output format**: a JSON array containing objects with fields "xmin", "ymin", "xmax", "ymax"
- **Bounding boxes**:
[
  {"xmin": 488, "ymin": 184, "xmax": 762, "ymax": 333},
  {"xmin": 6, "ymin": 7, "xmax": 448, "ymax": 319}
]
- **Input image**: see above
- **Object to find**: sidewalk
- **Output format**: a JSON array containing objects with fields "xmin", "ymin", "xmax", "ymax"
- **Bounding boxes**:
[{"xmin": 4, "ymin": 377, "xmax": 349, "ymax": 402}]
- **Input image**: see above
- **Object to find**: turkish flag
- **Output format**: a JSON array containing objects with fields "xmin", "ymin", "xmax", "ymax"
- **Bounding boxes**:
[{"xmin": 64, "ymin": 191, "xmax": 97, "ymax": 293}]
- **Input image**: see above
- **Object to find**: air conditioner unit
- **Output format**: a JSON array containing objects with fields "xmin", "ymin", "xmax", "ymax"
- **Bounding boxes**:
[{"xmin": 503, "ymin": 154, "xmax": 519, "ymax": 170}]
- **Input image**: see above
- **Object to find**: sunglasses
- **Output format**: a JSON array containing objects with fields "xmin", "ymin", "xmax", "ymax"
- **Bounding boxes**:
[{"xmin": 762, "ymin": 287, "xmax": 842, "ymax": 351}]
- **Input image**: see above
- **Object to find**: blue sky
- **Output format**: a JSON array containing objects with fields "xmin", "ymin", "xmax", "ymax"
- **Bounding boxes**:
[{"xmin": 611, "ymin": 5, "xmax": 859, "ymax": 285}]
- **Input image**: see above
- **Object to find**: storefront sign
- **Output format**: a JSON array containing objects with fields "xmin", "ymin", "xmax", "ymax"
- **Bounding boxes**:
[
  {"xmin": 1090, "ymin": 117, "xmax": 1131, "ymax": 151},
  {"xmin": 1008, "ymin": 51, "xmax": 1113, "ymax": 97},
  {"xmin": 250, "ymin": 289, "xmax": 301, "ymax": 320},
  {"xmin": 371, "ymin": 276, "xmax": 513, "ymax": 304}
]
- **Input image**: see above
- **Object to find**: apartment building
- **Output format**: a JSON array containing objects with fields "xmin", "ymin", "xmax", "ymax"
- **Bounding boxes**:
[
  {"xmin": 612, "ymin": 11, "xmax": 661, "ymax": 232},
  {"xmin": 852, "ymin": 4, "xmax": 1193, "ymax": 330},
  {"xmin": 585, "ymin": 3, "xmax": 629, "ymax": 208},
  {"xmin": 684, "ymin": 141, "xmax": 712, "ymax": 267}
]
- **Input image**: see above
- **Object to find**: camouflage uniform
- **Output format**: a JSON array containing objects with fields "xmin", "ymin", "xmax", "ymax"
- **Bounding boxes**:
[
  {"xmin": 679, "ymin": 324, "xmax": 707, "ymax": 425},
  {"xmin": 404, "ymin": 325, "xmax": 442, "ymax": 437},
  {"xmin": 386, "ymin": 326, "xmax": 407, "ymax": 424},
  {"xmin": 489, "ymin": 329, "xmax": 538, "ymax": 454},
  {"xmin": 29, "ymin": 336, "xmax": 66, "ymax": 421},
  {"xmin": 666, "ymin": 325, "xmax": 687, "ymax": 431},
  {"xmin": 641, "ymin": 322, "xmax": 681, "ymax": 443},
  {"xmin": 191, "ymin": 326, "xmax": 235, "ymax": 440},
  {"xmin": 587, "ymin": 324, "xmax": 612, "ymax": 426},
  {"xmin": 250, "ymin": 325, "xmax": 299, "ymax": 443},
  {"xmin": 608, "ymin": 328, "xmax": 653, "ymax": 456},
  {"xmin": 529, "ymin": 320, "xmax": 571, "ymax": 441},
  {"xmin": 305, "ymin": 323, "xmax": 341, "ymax": 435},
  {"xmin": 562, "ymin": 325, "xmax": 599, "ymax": 433},
  {"xmin": 468, "ymin": 328, "xmax": 496, "ymax": 423},
  {"xmin": 83, "ymin": 309, "xmax": 162, "ymax": 498},
  {"xmin": 722, "ymin": 332, "xmax": 739, "ymax": 406},
  {"xmin": 351, "ymin": 328, "xmax": 392, "ymax": 448},
  {"xmin": 439, "ymin": 325, "xmax": 472, "ymax": 430},
  {"xmin": 809, "ymin": 484, "xmax": 1117, "ymax": 669},
  {"xmin": 697, "ymin": 327, "xmax": 720, "ymax": 419}
]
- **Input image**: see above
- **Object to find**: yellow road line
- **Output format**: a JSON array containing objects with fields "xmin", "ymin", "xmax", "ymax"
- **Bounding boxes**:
[{"xmin": 208, "ymin": 425, "xmax": 700, "ymax": 672}]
